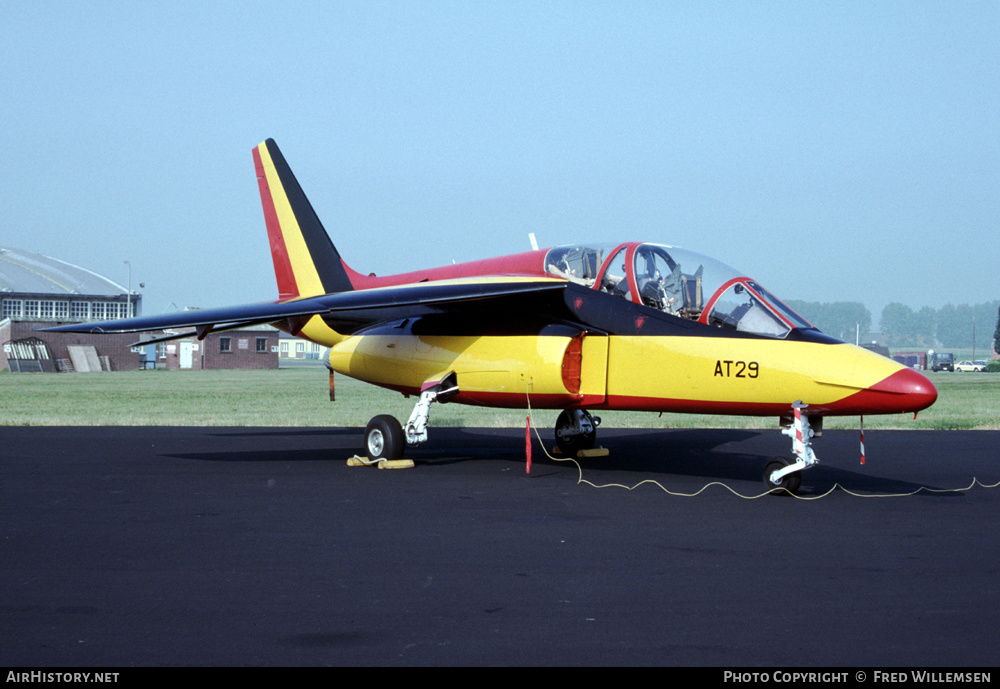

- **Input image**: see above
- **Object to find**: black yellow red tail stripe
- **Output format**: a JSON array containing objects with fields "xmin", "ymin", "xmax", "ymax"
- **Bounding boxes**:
[{"xmin": 253, "ymin": 139, "xmax": 356, "ymax": 300}]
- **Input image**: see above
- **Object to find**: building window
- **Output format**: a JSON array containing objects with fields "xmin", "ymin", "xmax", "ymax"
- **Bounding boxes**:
[
  {"xmin": 54, "ymin": 301, "xmax": 69, "ymax": 319},
  {"xmin": 71, "ymin": 302, "xmax": 89, "ymax": 320},
  {"xmin": 2, "ymin": 299, "xmax": 23, "ymax": 319},
  {"xmin": 280, "ymin": 341, "xmax": 288, "ymax": 354},
  {"xmin": 256, "ymin": 337, "xmax": 267, "ymax": 353},
  {"xmin": 24, "ymin": 300, "xmax": 40, "ymax": 319},
  {"xmin": 295, "ymin": 342, "xmax": 304, "ymax": 353},
  {"xmin": 39, "ymin": 301, "xmax": 54, "ymax": 320},
  {"xmin": 91, "ymin": 302, "xmax": 121, "ymax": 320},
  {"xmin": 220, "ymin": 337, "xmax": 231, "ymax": 353}
]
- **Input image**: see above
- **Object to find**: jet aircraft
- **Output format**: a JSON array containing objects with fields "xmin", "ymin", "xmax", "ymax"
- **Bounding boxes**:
[{"xmin": 46, "ymin": 139, "xmax": 938, "ymax": 494}]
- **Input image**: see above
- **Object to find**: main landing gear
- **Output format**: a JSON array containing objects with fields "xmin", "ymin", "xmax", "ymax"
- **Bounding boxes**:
[
  {"xmin": 763, "ymin": 401, "xmax": 820, "ymax": 496},
  {"xmin": 364, "ymin": 414, "xmax": 406, "ymax": 462},
  {"xmin": 363, "ymin": 373, "xmax": 459, "ymax": 461},
  {"xmin": 554, "ymin": 409, "xmax": 600, "ymax": 456}
]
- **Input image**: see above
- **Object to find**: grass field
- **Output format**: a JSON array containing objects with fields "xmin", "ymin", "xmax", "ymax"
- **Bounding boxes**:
[{"xmin": 1, "ymin": 366, "xmax": 997, "ymax": 430}]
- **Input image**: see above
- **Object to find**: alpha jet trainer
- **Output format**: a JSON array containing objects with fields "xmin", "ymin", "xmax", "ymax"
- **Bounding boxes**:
[{"xmin": 47, "ymin": 139, "xmax": 937, "ymax": 494}]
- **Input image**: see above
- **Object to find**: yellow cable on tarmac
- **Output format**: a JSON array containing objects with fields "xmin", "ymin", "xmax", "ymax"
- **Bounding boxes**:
[{"xmin": 524, "ymin": 388, "xmax": 999, "ymax": 500}]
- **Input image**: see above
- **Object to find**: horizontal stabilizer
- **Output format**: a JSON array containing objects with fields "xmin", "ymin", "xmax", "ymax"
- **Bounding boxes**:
[{"xmin": 125, "ymin": 320, "xmax": 273, "ymax": 348}]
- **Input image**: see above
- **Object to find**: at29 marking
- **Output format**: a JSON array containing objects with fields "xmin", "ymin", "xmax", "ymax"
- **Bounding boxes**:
[{"xmin": 714, "ymin": 360, "xmax": 759, "ymax": 378}]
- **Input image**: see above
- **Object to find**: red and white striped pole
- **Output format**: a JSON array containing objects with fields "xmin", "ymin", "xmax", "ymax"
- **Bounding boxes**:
[{"xmin": 860, "ymin": 415, "xmax": 865, "ymax": 465}]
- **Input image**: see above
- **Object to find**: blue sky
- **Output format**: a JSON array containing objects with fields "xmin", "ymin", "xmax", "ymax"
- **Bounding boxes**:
[{"xmin": 4, "ymin": 1, "xmax": 998, "ymax": 321}]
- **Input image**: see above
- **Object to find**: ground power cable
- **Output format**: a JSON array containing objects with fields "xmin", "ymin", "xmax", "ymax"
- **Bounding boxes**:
[{"xmin": 524, "ymin": 391, "xmax": 999, "ymax": 500}]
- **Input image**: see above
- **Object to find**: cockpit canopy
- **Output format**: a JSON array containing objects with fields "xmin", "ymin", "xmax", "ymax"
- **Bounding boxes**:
[{"xmin": 544, "ymin": 242, "xmax": 813, "ymax": 338}]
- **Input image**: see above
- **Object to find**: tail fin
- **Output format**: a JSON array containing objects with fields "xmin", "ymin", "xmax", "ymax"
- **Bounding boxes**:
[{"xmin": 253, "ymin": 139, "xmax": 357, "ymax": 299}]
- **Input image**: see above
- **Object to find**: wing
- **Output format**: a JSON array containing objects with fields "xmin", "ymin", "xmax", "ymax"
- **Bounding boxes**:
[{"xmin": 41, "ymin": 278, "xmax": 572, "ymax": 345}]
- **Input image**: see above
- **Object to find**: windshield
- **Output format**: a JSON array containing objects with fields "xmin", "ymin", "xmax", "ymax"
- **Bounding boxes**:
[
  {"xmin": 745, "ymin": 281, "xmax": 812, "ymax": 330},
  {"xmin": 704, "ymin": 280, "xmax": 792, "ymax": 337}
]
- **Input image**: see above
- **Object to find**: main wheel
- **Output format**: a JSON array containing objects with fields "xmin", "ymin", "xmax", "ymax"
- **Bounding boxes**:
[
  {"xmin": 554, "ymin": 409, "xmax": 597, "ymax": 456},
  {"xmin": 763, "ymin": 457, "xmax": 802, "ymax": 496},
  {"xmin": 365, "ymin": 415, "xmax": 405, "ymax": 461}
]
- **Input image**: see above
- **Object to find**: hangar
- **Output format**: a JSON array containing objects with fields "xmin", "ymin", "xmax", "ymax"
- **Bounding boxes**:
[
  {"xmin": 1, "ymin": 247, "xmax": 281, "ymax": 372},
  {"xmin": 1, "ymin": 247, "xmax": 141, "ymax": 372}
]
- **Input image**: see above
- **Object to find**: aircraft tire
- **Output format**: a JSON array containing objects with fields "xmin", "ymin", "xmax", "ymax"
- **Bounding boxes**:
[
  {"xmin": 554, "ymin": 409, "xmax": 597, "ymax": 456},
  {"xmin": 365, "ymin": 415, "xmax": 405, "ymax": 461},
  {"xmin": 763, "ymin": 457, "xmax": 802, "ymax": 496}
]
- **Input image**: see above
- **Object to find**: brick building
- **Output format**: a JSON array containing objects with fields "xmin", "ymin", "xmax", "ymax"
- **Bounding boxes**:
[{"xmin": 156, "ymin": 326, "xmax": 280, "ymax": 370}]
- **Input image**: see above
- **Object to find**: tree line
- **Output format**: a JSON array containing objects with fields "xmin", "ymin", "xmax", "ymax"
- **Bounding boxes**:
[{"xmin": 785, "ymin": 299, "xmax": 1000, "ymax": 351}]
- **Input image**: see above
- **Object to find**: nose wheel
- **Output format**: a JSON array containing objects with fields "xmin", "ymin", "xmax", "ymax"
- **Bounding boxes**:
[{"xmin": 763, "ymin": 457, "xmax": 802, "ymax": 495}]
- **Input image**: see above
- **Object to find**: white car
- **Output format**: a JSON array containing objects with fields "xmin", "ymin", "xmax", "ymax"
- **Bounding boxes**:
[{"xmin": 955, "ymin": 360, "xmax": 985, "ymax": 372}]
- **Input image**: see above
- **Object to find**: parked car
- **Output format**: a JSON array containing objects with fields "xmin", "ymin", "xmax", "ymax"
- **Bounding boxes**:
[{"xmin": 955, "ymin": 360, "xmax": 985, "ymax": 372}]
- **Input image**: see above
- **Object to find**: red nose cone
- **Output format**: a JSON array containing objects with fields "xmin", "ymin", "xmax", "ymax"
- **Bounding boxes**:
[{"xmin": 864, "ymin": 368, "xmax": 938, "ymax": 413}]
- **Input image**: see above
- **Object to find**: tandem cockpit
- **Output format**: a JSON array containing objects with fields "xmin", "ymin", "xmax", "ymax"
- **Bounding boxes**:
[{"xmin": 544, "ymin": 242, "xmax": 814, "ymax": 339}]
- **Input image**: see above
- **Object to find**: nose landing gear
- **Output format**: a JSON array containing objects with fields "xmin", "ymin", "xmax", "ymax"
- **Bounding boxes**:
[{"xmin": 764, "ymin": 401, "xmax": 820, "ymax": 496}]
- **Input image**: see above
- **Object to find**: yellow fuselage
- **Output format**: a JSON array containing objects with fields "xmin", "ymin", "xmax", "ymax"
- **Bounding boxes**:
[{"xmin": 319, "ymin": 324, "xmax": 932, "ymax": 417}]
